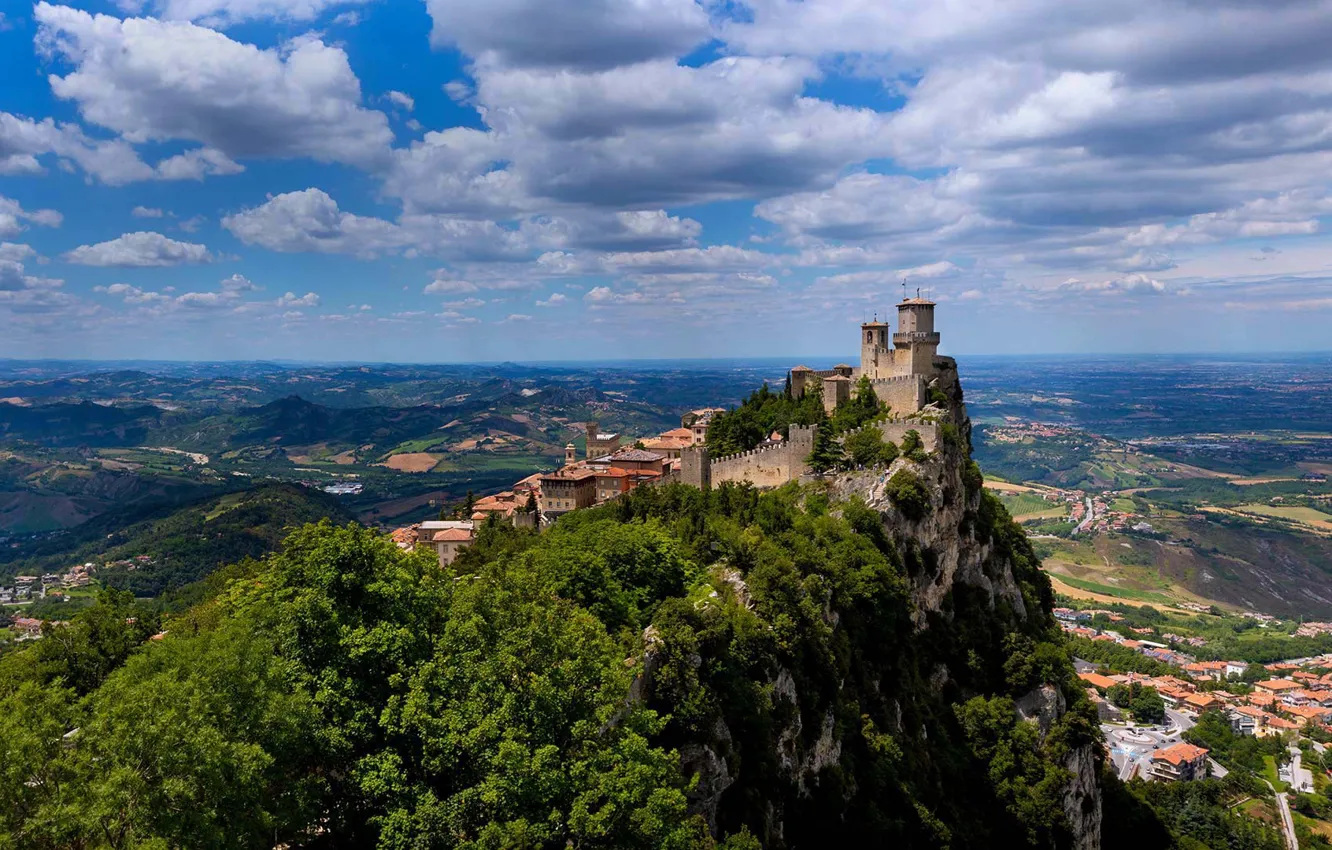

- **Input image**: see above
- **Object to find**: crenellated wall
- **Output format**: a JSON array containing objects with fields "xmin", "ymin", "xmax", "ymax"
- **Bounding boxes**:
[{"xmin": 708, "ymin": 425, "xmax": 816, "ymax": 489}]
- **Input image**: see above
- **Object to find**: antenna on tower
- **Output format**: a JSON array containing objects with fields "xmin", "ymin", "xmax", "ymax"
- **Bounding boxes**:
[{"xmin": 900, "ymin": 277, "xmax": 907, "ymax": 302}]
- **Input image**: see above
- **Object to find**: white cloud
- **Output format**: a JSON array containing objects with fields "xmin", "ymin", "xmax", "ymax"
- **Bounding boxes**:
[
  {"xmin": 385, "ymin": 56, "xmax": 889, "ymax": 213},
  {"xmin": 131, "ymin": 206, "xmax": 164, "ymax": 218},
  {"xmin": 223, "ymin": 189, "xmax": 403, "ymax": 256},
  {"xmin": 535, "ymin": 292, "xmax": 567, "ymax": 307},
  {"xmin": 386, "ymin": 90, "xmax": 415, "ymax": 111},
  {"xmin": 423, "ymin": 0, "xmax": 709, "ymax": 71},
  {"xmin": 0, "ymin": 196, "xmax": 63, "ymax": 238},
  {"xmin": 424, "ymin": 277, "xmax": 480, "ymax": 295},
  {"xmin": 119, "ymin": 0, "xmax": 371, "ymax": 27},
  {"xmin": 277, "ymin": 291, "xmax": 321, "ymax": 307},
  {"xmin": 220, "ymin": 273, "xmax": 259, "ymax": 293},
  {"xmin": 36, "ymin": 4, "xmax": 394, "ymax": 169},
  {"xmin": 64, "ymin": 232, "xmax": 214, "ymax": 267},
  {"xmin": 154, "ymin": 148, "xmax": 245, "ymax": 181},
  {"xmin": 503, "ymin": 313, "xmax": 532, "ymax": 322},
  {"xmin": 1057, "ymin": 273, "xmax": 1171, "ymax": 297},
  {"xmin": 0, "ymin": 243, "xmax": 36, "ymax": 263},
  {"xmin": 0, "ymin": 110, "xmax": 156, "ymax": 184},
  {"xmin": 0, "ymin": 257, "xmax": 63, "ymax": 292}
]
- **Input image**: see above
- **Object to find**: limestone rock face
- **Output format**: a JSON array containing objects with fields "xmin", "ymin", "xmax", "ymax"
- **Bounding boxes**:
[
  {"xmin": 646, "ymin": 394, "xmax": 1104, "ymax": 848},
  {"xmin": 1064, "ymin": 743, "xmax": 1104, "ymax": 850}
]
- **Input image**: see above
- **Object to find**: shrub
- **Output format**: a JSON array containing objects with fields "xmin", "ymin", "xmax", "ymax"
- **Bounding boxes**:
[{"xmin": 885, "ymin": 469, "xmax": 932, "ymax": 521}]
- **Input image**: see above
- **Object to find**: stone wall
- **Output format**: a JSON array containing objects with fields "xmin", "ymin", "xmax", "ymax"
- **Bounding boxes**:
[
  {"xmin": 870, "ymin": 375, "xmax": 926, "ymax": 414},
  {"xmin": 709, "ymin": 425, "xmax": 815, "ymax": 489},
  {"xmin": 681, "ymin": 445, "xmax": 711, "ymax": 490}
]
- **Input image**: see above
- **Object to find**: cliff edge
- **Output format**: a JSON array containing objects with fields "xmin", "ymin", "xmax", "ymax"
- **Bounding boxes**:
[{"xmin": 636, "ymin": 385, "xmax": 1105, "ymax": 849}]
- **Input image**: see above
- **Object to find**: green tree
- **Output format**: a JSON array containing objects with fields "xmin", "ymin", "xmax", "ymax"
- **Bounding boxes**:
[
  {"xmin": 900, "ymin": 429, "xmax": 928, "ymax": 462},
  {"xmin": 885, "ymin": 469, "xmax": 931, "ymax": 521},
  {"xmin": 806, "ymin": 420, "xmax": 844, "ymax": 473},
  {"xmin": 844, "ymin": 426, "xmax": 891, "ymax": 468}
]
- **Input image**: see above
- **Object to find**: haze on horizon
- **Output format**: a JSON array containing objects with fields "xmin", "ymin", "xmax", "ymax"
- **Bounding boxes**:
[{"xmin": 2, "ymin": 0, "xmax": 1332, "ymax": 362}]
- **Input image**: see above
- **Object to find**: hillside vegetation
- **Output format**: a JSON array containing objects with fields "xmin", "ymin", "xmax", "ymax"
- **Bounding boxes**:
[
  {"xmin": 0, "ymin": 483, "xmax": 353, "ymax": 597},
  {"xmin": 0, "ymin": 463, "xmax": 1147, "ymax": 849}
]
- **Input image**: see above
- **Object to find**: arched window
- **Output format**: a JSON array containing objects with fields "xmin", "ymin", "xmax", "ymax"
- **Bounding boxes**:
[{"xmin": 866, "ymin": 331, "xmax": 873, "ymax": 344}]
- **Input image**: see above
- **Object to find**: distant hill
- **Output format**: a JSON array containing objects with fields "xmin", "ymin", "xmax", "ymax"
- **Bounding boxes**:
[
  {"xmin": 0, "ymin": 401, "xmax": 162, "ymax": 447},
  {"xmin": 0, "ymin": 482, "xmax": 353, "ymax": 597}
]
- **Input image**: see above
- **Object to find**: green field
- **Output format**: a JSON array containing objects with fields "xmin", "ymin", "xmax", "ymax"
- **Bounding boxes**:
[
  {"xmin": 1238, "ymin": 503, "xmax": 1332, "ymax": 526},
  {"xmin": 1262, "ymin": 756, "xmax": 1288, "ymax": 793},
  {"xmin": 997, "ymin": 491, "xmax": 1063, "ymax": 521},
  {"xmin": 1049, "ymin": 573, "xmax": 1176, "ymax": 604}
]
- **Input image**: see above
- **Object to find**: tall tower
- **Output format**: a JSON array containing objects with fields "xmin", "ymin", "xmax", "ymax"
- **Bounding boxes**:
[
  {"xmin": 894, "ymin": 297, "xmax": 940, "ymax": 376},
  {"xmin": 860, "ymin": 319, "xmax": 890, "ymax": 380}
]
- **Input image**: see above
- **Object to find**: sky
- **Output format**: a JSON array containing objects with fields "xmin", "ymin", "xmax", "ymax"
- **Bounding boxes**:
[{"xmin": 3, "ymin": 0, "xmax": 1332, "ymax": 362}]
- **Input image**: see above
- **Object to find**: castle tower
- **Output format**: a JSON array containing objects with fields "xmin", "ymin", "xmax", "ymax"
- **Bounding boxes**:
[
  {"xmin": 789, "ymin": 364, "xmax": 814, "ymax": 399},
  {"xmin": 823, "ymin": 374, "xmax": 851, "ymax": 414},
  {"xmin": 584, "ymin": 422, "xmax": 599, "ymax": 459},
  {"xmin": 681, "ymin": 445, "xmax": 711, "ymax": 490},
  {"xmin": 893, "ymin": 297, "xmax": 940, "ymax": 376},
  {"xmin": 860, "ymin": 320, "xmax": 890, "ymax": 380},
  {"xmin": 565, "ymin": 443, "xmax": 577, "ymax": 464}
]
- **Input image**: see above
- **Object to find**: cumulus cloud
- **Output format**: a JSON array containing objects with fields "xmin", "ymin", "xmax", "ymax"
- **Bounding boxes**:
[
  {"xmin": 423, "ymin": 0, "xmax": 709, "ymax": 70},
  {"xmin": 118, "ymin": 0, "xmax": 372, "ymax": 27},
  {"xmin": 535, "ymin": 292, "xmax": 567, "ymax": 307},
  {"xmin": 424, "ymin": 276, "xmax": 480, "ymax": 295},
  {"xmin": 64, "ymin": 232, "xmax": 214, "ymax": 267},
  {"xmin": 1057, "ymin": 273, "xmax": 1171, "ymax": 297},
  {"xmin": 36, "ymin": 4, "xmax": 394, "ymax": 168},
  {"xmin": 0, "ymin": 195, "xmax": 63, "ymax": 238},
  {"xmin": 223, "ymin": 188, "xmax": 403, "ymax": 256},
  {"xmin": 131, "ymin": 206, "xmax": 164, "ymax": 218},
  {"xmin": 385, "ymin": 56, "xmax": 889, "ymax": 213},
  {"xmin": 277, "ymin": 291, "xmax": 321, "ymax": 307},
  {"xmin": 386, "ymin": 90, "xmax": 415, "ymax": 111}
]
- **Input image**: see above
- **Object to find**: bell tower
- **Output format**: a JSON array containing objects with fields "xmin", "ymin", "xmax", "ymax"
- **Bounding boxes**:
[{"xmin": 860, "ymin": 318, "xmax": 890, "ymax": 380}]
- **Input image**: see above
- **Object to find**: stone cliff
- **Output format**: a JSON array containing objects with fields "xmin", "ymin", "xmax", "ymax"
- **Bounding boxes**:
[{"xmin": 634, "ymin": 389, "xmax": 1105, "ymax": 849}]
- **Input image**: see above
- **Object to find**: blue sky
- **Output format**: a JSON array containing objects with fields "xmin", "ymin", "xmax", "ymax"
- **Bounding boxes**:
[{"xmin": 3, "ymin": 0, "xmax": 1332, "ymax": 362}]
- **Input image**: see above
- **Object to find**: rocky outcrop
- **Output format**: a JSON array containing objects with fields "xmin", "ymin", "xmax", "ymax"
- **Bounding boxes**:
[
  {"xmin": 1064, "ymin": 744, "xmax": 1104, "ymax": 850},
  {"xmin": 644, "ymin": 393, "xmax": 1104, "ymax": 848}
]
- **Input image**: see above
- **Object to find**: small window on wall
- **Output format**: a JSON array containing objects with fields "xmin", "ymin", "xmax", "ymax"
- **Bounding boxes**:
[{"xmin": 866, "ymin": 331, "xmax": 873, "ymax": 344}]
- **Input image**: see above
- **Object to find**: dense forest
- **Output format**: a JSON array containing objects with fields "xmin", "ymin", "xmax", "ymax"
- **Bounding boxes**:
[{"xmin": 0, "ymin": 468, "xmax": 1145, "ymax": 848}]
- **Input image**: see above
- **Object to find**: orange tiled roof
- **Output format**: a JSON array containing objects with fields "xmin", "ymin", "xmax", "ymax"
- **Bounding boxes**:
[
  {"xmin": 1077, "ymin": 671, "xmax": 1117, "ymax": 689},
  {"xmin": 1153, "ymin": 742, "xmax": 1208, "ymax": 766},
  {"xmin": 432, "ymin": 528, "xmax": 474, "ymax": 542},
  {"xmin": 1257, "ymin": 679, "xmax": 1302, "ymax": 691}
]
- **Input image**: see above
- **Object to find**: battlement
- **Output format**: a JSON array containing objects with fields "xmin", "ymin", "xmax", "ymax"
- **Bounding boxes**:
[
  {"xmin": 708, "ymin": 424, "xmax": 815, "ymax": 489},
  {"xmin": 893, "ymin": 331, "xmax": 939, "ymax": 345}
]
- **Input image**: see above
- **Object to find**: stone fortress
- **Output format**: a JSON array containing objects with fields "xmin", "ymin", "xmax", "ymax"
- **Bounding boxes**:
[
  {"xmin": 790, "ymin": 295, "xmax": 955, "ymax": 417},
  {"xmin": 396, "ymin": 296, "xmax": 962, "ymax": 560},
  {"xmin": 679, "ymin": 295, "xmax": 961, "ymax": 491}
]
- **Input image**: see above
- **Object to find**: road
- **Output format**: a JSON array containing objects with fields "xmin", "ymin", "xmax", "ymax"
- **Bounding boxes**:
[
  {"xmin": 1075, "ymin": 496, "xmax": 1095, "ymax": 534},
  {"xmin": 1266, "ymin": 779, "xmax": 1299, "ymax": 850},
  {"xmin": 1287, "ymin": 745, "xmax": 1315, "ymax": 794},
  {"xmin": 1103, "ymin": 710, "xmax": 1199, "ymax": 782}
]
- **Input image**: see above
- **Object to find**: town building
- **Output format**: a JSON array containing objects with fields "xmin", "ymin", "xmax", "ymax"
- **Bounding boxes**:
[
  {"xmin": 1150, "ymin": 742, "xmax": 1209, "ymax": 782},
  {"xmin": 584, "ymin": 422, "xmax": 623, "ymax": 460},
  {"xmin": 1255, "ymin": 678, "xmax": 1303, "ymax": 695},
  {"xmin": 1182, "ymin": 693, "xmax": 1222, "ymax": 714},
  {"xmin": 416, "ymin": 520, "xmax": 476, "ymax": 567},
  {"xmin": 640, "ymin": 428, "xmax": 695, "ymax": 459},
  {"xmin": 539, "ymin": 467, "xmax": 599, "ymax": 517},
  {"xmin": 682, "ymin": 409, "xmax": 724, "ymax": 445}
]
